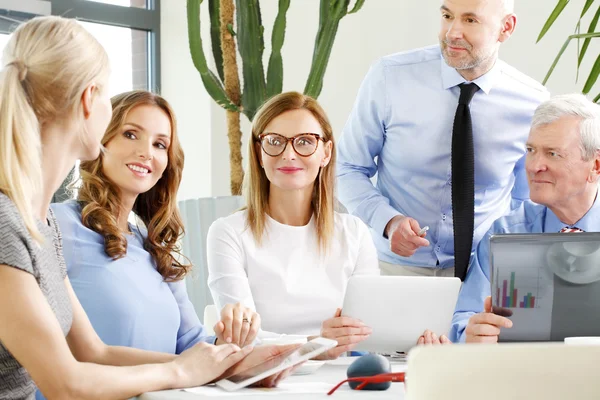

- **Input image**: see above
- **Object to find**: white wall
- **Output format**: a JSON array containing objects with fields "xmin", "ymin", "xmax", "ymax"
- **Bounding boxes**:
[
  {"xmin": 163, "ymin": 0, "xmax": 600, "ymax": 200},
  {"xmin": 161, "ymin": 0, "xmax": 213, "ymax": 200}
]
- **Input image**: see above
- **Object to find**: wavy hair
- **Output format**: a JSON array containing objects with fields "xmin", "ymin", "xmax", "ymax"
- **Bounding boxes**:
[
  {"xmin": 0, "ymin": 16, "xmax": 108, "ymax": 241},
  {"xmin": 244, "ymin": 91, "xmax": 336, "ymax": 252},
  {"xmin": 77, "ymin": 90, "xmax": 190, "ymax": 281}
]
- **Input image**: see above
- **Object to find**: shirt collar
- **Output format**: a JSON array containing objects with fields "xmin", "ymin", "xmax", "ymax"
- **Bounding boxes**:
[
  {"xmin": 545, "ymin": 190, "xmax": 600, "ymax": 233},
  {"xmin": 440, "ymin": 53, "xmax": 502, "ymax": 95}
]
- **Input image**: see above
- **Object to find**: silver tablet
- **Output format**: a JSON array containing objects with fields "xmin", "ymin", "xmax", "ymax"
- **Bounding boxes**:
[
  {"xmin": 490, "ymin": 232, "xmax": 600, "ymax": 341},
  {"xmin": 342, "ymin": 275, "xmax": 461, "ymax": 352}
]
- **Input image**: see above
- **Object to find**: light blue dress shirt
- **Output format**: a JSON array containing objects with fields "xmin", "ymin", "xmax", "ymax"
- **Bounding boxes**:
[
  {"xmin": 450, "ymin": 194, "xmax": 600, "ymax": 342},
  {"xmin": 50, "ymin": 201, "xmax": 215, "ymax": 353},
  {"xmin": 337, "ymin": 45, "xmax": 550, "ymax": 269}
]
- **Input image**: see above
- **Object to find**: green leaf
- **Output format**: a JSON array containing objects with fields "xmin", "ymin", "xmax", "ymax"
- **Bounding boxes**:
[
  {"xmin": 583, "ymin": 52, "xmax": 600, "ymax": 94},
  {"xmin": 304, "ymin": 0, "xmax": 352, "ymax": 98},
  {"xmin": 348, "ymin": 0, "xmax": 366, "ymax": 14},
  {"xmin": 537, "ymin": 0, "xmax": 570, "ymax": 43},
  {"xmin": 236, "ymin": 0, "xmax": 267, "ymax": 120},
  {"xmin": 543, "ymin": 32, "xmax": 600, "ymax": 85},
  {"xmin": 187, "ymin": 0, "xmax": 239, "ymax": 112},
  {"xmin": 266, "ymin": 0, "xmax": 290, "ymax": 98},
  {"xmin": 578, "ymin": 4, "xmax": 600, "ymax": 66},
  {"xmin": 227, "ymin": 23, "xmax": 236, "ymax": 36},
  {"xmin": 208, "ymin": 0, "xmax": 224, "ymax": 83},
  {"xmin": 593, "ymin": 92, "xmax": 600, "ymax": 102},
  {"xmin": 581, "ymin": 0, "xmax": 595, "ymax": 18}
]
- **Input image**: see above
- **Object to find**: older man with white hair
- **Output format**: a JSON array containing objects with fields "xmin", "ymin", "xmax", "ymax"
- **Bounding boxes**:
[{"xmin": 450, "ymin": 93, "xmax": 600, "ymax": 343}]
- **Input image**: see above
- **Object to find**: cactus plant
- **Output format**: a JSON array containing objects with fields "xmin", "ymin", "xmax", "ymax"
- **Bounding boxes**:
[{"xmin": 187, "ymin": 0, "xmax": 366, "ymax": 195}]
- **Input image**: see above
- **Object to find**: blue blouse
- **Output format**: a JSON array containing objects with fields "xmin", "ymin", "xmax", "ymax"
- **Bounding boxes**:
[{"xmin": 50, "ymin": 201, "xmax": 215, "ymax": 354}]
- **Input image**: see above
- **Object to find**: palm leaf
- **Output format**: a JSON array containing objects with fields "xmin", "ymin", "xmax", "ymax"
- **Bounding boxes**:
[
  {"xmin": 578, "ymin": 4, "xmax": 600, "ymax": 66},
  {"xmin": 583, "ymin": 53, "xmax": 600, "ymax": 94},
  {"xmin": 543, "ymin": 32, "xmax": 600, "ymax": 85},
  {"xmin": 581, "ymin": 0, "xmax": 596, "ymax": 18},
  {"xmin": 537, "ymin": 0, "xmax": 570, "ymax": 43}
]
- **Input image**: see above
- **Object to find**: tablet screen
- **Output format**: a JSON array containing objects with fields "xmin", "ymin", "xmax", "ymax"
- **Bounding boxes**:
[
  {"xmin": 224, "ymin": 340, "xmax": 329, "ymax": 384},
  {"xmin": 490, "ymin": 233, "xmax": 600, "ymax": 341}
]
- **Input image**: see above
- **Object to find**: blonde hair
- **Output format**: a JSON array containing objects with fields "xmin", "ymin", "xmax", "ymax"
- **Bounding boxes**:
[
  {"xmin": 244, "ymin": 91, "xmax": 336, "ymax": 251},
  {"xmin": 78, "ymin": 91, "xmax": 190, "ymax": 281},
  {"xmin": 0, "ymin": 16, "xmax": 109, "ymax": 241}
]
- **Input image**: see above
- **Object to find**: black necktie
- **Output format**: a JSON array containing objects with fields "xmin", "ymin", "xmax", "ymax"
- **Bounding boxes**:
[{"xmin": 452, "ymin": 83, "xmax": 479, "ymax": 281}]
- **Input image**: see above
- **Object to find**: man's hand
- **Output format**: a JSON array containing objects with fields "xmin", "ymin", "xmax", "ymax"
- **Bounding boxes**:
[
  {"xmin": 465, "ymin": 296, "xmax": 513, "ymax": 343},
  {"xmin": 385, "ymin": 215, "xmax": 430, "ymax": 257},
  {"xmin": 417, "ymin": 329, "xmax": 451, "ymax": 345}
]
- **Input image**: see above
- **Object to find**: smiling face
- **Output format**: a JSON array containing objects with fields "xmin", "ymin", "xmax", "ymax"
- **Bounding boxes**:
[
  {"xmin": 101, "ymin": 104, "xmax": 172, "ymax": 202},
  {"xmin": 257, "ymin": 109, "xmax": 332, "ymax": 193},
  {"xmin": 526, "ymin": 115, "xmax": 598, "ymax": 209},
  {"xmin": 439, "ymin": 0, "xmax": 514, "ymax": 79}
]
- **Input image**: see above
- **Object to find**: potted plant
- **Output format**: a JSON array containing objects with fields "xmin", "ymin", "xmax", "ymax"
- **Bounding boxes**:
[{"xmin": 187, "ymin": 0, "xmax": 366, "ymax": 194}]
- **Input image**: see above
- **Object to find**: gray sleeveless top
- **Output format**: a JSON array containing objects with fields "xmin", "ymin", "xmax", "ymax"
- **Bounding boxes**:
[{"xmin": 0, "ymin": 193, "xmax": 73, "ymax": 400}]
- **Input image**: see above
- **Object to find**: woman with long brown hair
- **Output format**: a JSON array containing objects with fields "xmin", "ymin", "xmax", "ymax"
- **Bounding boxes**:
[
  {"xmin": 49, "ymin": 90, "xmax": 295, "ymax": 396},
  {"xmin": 207, "ymin": 92, "xmax": 380, "ymax": 360},
  {"xmin": 52, "ymin": 90, "xmax": 265, "ymax": 352}
]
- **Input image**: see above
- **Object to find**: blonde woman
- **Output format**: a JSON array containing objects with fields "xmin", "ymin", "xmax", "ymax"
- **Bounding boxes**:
[
  {"xmin": 207, "ymin": 92, "xmax": 380, "ymax": 360},
  {"xmin": 52, "ymin": 91, "xmax": 261, "ymax": 353},
  {"xmin": 0, "ymin": 17, "xmax": 289, "ymax": 400}
]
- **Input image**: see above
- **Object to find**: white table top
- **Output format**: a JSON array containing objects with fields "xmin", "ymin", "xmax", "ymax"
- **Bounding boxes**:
[{"xmin": 137, "ymin": 358, "xmax": 406, "ymax": 399}]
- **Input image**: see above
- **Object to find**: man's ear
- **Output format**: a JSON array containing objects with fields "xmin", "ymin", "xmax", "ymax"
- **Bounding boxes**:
[
  {"xmin": 588, "ymin": 153, "xmax": 600, "ymax": 183},
  {"xmin": 498, "ymin": 14, "xmax": 517, "ymax": 43},
  {"xmin": 81, "ymin": 84, "xmax": 97, "ymax": 119}
]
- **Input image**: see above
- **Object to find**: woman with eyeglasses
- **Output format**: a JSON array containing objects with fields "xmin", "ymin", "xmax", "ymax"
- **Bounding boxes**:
[{"xmin": 207, "ymin": 91, "xmax": 380, "ymax": 360}]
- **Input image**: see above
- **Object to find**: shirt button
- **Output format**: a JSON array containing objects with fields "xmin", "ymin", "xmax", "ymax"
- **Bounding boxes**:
[{"xmin": 442, "ymin": 214, "xmax": 446, "ymax": 221}]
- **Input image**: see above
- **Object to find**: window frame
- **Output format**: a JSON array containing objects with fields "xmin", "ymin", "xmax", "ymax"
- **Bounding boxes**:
[{"xmin": 0, "ymin": 0, "xmax": 161, "ymax": 202}]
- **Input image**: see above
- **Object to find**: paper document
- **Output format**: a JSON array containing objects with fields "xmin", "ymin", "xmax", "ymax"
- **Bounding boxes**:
[{"xmin": 183, "ymin": 382, "xmax": 332, "ymax": 396}]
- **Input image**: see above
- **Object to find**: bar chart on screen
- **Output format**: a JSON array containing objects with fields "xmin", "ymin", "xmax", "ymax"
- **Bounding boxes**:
[
  {"xmin": 494, "ymin": 270, "xmax": 540, "ymax": 309},
  {"xmin": 491, "ymin": 264, "xmax": 554, "ymax": 341}
]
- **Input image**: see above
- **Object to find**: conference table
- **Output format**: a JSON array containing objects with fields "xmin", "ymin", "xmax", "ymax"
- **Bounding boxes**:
[{"xmin": 137, "ymin": 357, "xmax": 407, "ymax": 399}]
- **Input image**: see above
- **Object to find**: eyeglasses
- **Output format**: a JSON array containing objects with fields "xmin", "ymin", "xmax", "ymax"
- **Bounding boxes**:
[
  {"xmin": 257, "ymin": 133, "xmax": 324, "ymax": 157},
  {"xmin": 327, "ymin": 372, "xmax": 406, "ymax": 395}
]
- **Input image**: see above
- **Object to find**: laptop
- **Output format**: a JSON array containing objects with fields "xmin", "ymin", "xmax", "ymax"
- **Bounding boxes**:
[
  {"xmin": 490, "ymin": 232, "xmax": 600, "ymax": 341},
  {"xmin": 341, "ymin": 275, "xmax": 461, "ymax": 353},
  {"xmin": 405, "ymin": 343, "xmax": 600, "ymax": 400}
]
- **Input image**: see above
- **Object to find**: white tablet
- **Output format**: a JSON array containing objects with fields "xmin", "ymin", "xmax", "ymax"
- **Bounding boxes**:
[
  {"xmin": 342, "ymin": 275, "xmax": 461, "ymax": 352},
  {"xmin": 214, "ymin": 337, "xmax": 337, "ymax": 391}
]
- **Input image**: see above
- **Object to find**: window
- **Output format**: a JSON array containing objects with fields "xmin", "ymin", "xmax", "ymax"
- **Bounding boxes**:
[
  {"xmin": 84, "ymin": 0, "xmax": 148, "ymax": 9},
  {"xmin": 0, "ymin": 0, "xmax": 161, "ymax": 201}
]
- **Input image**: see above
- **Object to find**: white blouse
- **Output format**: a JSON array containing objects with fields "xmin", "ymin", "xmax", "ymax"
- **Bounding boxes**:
[{"xmin": 207, "ymin": 210, "xmax": 380, "ymax": 337}]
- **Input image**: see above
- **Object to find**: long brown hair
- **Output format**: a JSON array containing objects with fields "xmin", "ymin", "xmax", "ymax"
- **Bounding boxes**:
[
  {"xmin": 244, "ymin": 91, "xmax": 336, "ymax": 251},
  {"xmin": 77, "ymin": 90, "xmax": 190, "ymax": 281}
]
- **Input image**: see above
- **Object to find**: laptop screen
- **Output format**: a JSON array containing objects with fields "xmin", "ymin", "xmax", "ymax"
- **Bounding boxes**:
[{"xmin": 489, "ymin": 233, "xmax": 600, "ymax": 342}]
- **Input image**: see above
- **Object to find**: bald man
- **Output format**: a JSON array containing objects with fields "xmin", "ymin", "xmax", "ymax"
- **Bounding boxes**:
[{"xmin": 337, "ymin": 0, "xmax": 550, "ymax": 281}]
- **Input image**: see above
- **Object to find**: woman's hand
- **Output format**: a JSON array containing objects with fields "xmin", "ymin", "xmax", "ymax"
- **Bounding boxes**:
[
  {"xmin": 416, "ymin": 329, "xmax": 451, "ymax": 345},
  {"xmin": 220, "ymin": 344, "xmax": 301, "ymax": 388},
  {"xmin": 171, "ymin": 342, "xmax": 252, "ymax": 388},
  {"xmin": 313, "ymin": 308, "xmax": 372, "ymax": 360},
  {"xmin": 214, "ymin": 303, "xmax": 261, "ymax": 347}
]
